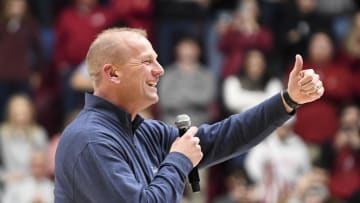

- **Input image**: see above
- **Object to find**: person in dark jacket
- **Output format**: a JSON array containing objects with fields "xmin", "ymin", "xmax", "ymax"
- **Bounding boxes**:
[
  {"xmin": 0, "ymin": 0, "xmax": 43, "ymax": 120},
  {"xmin": 54, "ymin": 27, "xmax": 324, "ymax": 203}
]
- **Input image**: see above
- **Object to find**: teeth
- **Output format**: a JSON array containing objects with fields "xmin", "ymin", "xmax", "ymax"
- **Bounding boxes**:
[{"xmin": 148, "ymin": 82, "xmax": 157, "ymax": 87}]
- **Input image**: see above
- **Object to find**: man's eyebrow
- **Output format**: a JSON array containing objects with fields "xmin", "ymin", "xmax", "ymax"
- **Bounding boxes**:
[{"xmin": 141, "ymin": 52, "xmax": 158, "ymax": 59}]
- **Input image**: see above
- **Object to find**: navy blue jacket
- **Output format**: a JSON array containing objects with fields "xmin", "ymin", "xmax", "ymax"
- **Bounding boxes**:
[{"xmin": 55, "ymin": 93, "xmax": 292, "ymax": 203}]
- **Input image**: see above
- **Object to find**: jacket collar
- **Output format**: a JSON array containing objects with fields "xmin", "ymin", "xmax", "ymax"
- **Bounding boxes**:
[{"xmin": 84, "ymin": 93, "xmax": 144, "ymax": 133}]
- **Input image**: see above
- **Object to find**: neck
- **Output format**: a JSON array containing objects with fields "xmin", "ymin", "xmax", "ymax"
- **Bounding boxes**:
[
  {"xmin": 124, "ymin": 103, "xmax": 141, "ymax": 121},
  {"xmin": 93, "ymin": 89, "xmax": 141, "ymax": 121}
]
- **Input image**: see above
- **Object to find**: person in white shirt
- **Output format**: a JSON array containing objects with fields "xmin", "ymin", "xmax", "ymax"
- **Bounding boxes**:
[
  {"xmin": 2, "ymin": 150, "xmax": 54, "ymax": 203},
  {"xmin": 223, "ymin": 49, "xmax": 283, "ymax": 114},
  {"xmin": 0, "ymin": 94, "xmax": 48, "ymax": 186},
  {"xmin": 244, "ymin": 117, "xmax": 311, "ymax": 203}
]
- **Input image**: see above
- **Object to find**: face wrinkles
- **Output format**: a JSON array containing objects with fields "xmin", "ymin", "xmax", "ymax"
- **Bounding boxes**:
[
  {"xmin": 122, "ymin": 35, "xmax": 160, "ymax": 79},
  {"xmin": 126, "ymin": 51, "xmax": 161, "ymax": 92},
  {"xmin": 127, "ymin": 52, "xmax": 158, "ymax": 68}
]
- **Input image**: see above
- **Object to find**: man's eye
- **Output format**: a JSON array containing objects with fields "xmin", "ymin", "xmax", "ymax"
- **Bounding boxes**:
[{"xmin": 143, "ymin": 60, "xmax": 151, "ymax": 65}]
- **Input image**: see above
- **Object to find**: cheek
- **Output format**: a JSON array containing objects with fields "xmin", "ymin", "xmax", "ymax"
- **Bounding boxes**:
[
  {"xmin": 136, "ymin": 69, "xmax": 151, "ymax": 84},
  {"xmin": 124, "ymin": 67, "xmax": 151, "ymax": 91}
]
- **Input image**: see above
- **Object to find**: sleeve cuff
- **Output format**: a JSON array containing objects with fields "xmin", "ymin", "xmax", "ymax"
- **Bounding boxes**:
[
  {"xmin": 275, "ymin": 92, "xmax": 296, "ymax": 116},
  {"xmin": 162, "ymin": 152, "xmax": 193, "ymax": 178}
]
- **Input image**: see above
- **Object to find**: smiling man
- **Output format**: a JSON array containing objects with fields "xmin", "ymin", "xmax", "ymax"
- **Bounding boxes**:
[{"xmin": 54, "ymin": 27, "xmax": 324, "ymax": 203}]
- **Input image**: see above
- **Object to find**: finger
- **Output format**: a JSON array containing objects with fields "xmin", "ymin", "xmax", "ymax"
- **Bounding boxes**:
[
  {"xmin": 197, "ymin": 149, "xmax": 203, "ymax": 161},
  {"xmin": 196, "ymin": 145, "xmax": 203, "ymax": 157},
  {"xmin": 183, "ymin": 126, "xmax": 198, "ymax": 138},
  {"xmin": 291, "ymin": 54, "xmax": 303, "ymax": 75},
  {"xmin": 302, "ymin": 69, "xmax": 316, "ymax": 77},
  {"xmin": 300, "ymin": 85, "xmax": 316, "ymax": 93},
  {"xmin": 298, "ymin": 70, "xmax": 317, "ymax": 86},
  {"xmin": 298, "ymin": 75, "xmax": 313, "ymax": 86},
  {"xmin": 302, "ymin": 86, "xmax": 318, "ymax": 95},
  {"xmin": 317, "ymin": 86, "xmax": 325, "ymax": 96},
  {"xmin": 196, "ymin": 144, "xmax": 202, "ymax": 150},
  {"xmin": 192, "ymin": 137, "xmax": 200, "ymax": 145},
  {"xmin": 307, "ymin": 85, "xmax": 324, "ymax": 97},
  {"xmin": 301, "ymin": 81, "xmax": 323, "ymax": 95},
  {"xmin": 300, "ymin": 79, "xmax": 320, "ymax": 91}
]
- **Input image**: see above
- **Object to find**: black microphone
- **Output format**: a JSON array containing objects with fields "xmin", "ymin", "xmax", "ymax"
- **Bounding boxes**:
[{"xmin": 175, "ymin": 114, "xmax": 200, "ymax": 192}]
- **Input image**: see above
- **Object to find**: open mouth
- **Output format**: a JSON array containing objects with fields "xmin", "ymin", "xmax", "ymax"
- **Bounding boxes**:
[{"xmin": 147, "ymin": 82, "xmax": 157, "ymax": 88}]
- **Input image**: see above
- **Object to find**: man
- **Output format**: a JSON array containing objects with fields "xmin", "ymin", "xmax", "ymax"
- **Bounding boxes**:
[{"xmin": 55, "ymin": 27, "xmax": 324, "ymax": 203}]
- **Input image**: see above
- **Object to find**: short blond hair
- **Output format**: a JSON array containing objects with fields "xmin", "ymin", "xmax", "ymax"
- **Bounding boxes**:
[{"xmin": 86, "ymin": 27, "xmax": 147, "ymax": 81}]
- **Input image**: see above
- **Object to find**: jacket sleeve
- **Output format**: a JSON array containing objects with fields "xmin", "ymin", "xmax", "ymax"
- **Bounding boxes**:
[
  {"xmin": 197, "ymin": 93, "xmax": 293, "ymax": 168},
  {"xmin": 72, "ymin": 140, "xmax": 192, "ymax": 203}
]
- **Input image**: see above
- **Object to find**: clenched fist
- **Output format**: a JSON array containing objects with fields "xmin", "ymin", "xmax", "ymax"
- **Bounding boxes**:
[{"xmin": 170, "ymin": 127, "xmax": 203, "ymax": 167}]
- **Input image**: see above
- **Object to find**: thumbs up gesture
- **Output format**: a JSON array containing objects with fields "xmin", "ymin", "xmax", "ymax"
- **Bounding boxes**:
[{"xmin": 287, "ymin": 54, "xmax": 324, "ymax": 105}]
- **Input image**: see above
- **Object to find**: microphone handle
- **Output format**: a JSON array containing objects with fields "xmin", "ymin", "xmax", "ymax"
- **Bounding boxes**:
[
  {"xmin": 189, "ymin": 166, "xmax": 200, "ymax": 192},
  {"xmin": 178, "ymin": 127, "xmax": 201, "ymax": 192}
]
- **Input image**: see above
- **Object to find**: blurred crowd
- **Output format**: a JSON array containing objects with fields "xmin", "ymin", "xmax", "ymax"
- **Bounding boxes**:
[{"xmin": 0, "ymin": 0, "xmax": 359, "ymax": 202}]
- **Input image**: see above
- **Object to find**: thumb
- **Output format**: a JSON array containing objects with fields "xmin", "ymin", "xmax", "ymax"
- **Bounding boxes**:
[{"xmin": 291, "ymin": 54, "xmax": 303, "ymax": 75}]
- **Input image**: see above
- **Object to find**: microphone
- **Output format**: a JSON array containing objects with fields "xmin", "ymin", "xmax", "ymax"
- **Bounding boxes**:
[{"xmin": 175, "ymin": 114, "xmax": 200, "ymax": 192}]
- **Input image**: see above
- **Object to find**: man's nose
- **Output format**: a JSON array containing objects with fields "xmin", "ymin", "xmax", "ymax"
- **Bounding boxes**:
[{"xmin": 152, "ymin": 61, "xmax": 164, "ymax": 76}]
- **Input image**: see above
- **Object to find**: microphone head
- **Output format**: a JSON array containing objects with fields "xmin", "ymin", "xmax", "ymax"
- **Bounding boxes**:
[{"xmin": 175, "ymin": 114, "xmax": 191, "ymax": 129}]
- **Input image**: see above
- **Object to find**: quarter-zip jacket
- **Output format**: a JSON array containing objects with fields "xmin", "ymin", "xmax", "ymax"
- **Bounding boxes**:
[{"xmin": 55, "ymin": 93, "xmax": 292, "ymax": 203}]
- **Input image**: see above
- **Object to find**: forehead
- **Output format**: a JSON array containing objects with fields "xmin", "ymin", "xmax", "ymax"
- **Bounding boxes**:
[{"xmin": 122, "ymin": 33, "xmax": 157, "ymax": 59}]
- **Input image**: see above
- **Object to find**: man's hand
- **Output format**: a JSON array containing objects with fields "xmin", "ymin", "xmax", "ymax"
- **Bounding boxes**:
[
  {"xmin": 170, "ymin": 127, "xmax": 203, "ymax": 167},
  {"xmin": 287, "ymin": 54, "xmax": 325, "ymax": 104}
]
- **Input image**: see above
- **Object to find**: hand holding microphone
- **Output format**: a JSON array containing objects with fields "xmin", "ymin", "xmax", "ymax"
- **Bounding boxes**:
[{"xmin": 170, "ymin": 114, "xmax": 202, "ymax": 192}]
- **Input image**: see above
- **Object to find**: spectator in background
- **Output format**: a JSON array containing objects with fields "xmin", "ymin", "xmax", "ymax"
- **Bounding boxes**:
[
  {"xmin": 27, "ymin": 0, "xmax": 52, "ymax": 28},
  {"xmin": 339, "ymin": 104, "xmax": 360, "ymax": 130},
  {"xmin": 218, "ymin": 0, "xmax": 273, "ymax": 79},
  {"xmin": 258, "ymin": 0, "xmax": 287, "ymax": 32},
  {"xmin": 159, "ymin": 35, "xmax": 216, "ymax": 127},
  {"xmin": 294, "ymin": 32, "xmax": 352, "ymax": 144},
  {"xmin": 244, "ymin": 118, "xmax": 311, "ymax": 203},
  {"xmin": 319, "ymin": 104, "xmax": 360, "ymax": 202},
  {"xmin": 287, "ymin": 164, "xmax": 331, "ymax": 203},
  {"xmin": 110, "ymin": 0, "xmax": 154, "ymax": 41},
  {"xmin": 215, "ymin": 40, "xmax": 278, "ymax": 203},
  {"xmin": 0, "ymin": 94, "xmax": 48, "ymax": 188},
  {"xmin": 223, "ymin": 49, "xmax": 283, "ymax": 114},
  {"xmin": 315, "ymin": 0, "xmax": 356, "ymax": 44},
  {"xmin": 214, "ymin": 168, "xmax": 257, "ymax": 203},
  {"xmin": 277, "ymin": 0, "xmax": 331, "ymax": 66},
  {"xmin": 70, "ymin": 61, "xmax": 93, "ymax": 92},
  {"xmin": 0, "ymin": 0, "xmax": 43, "ymax": 120},
  {"xmin": 54, "ymin": 0, "xmax": 115, "ymax": 116},
  {"xmin": 2, "ymin": 150, "xmax": 54, "ymax": 203},
  {"xmin": 154, "ymin": 0, "xmax": 210, "ymax": 66},
  {"xmin": 341, "ymin": 11, "xmax": 360, "ymax": 102}
]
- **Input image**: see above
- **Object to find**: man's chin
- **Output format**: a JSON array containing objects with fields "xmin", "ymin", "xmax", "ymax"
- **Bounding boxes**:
[
  {"xmin": 146, "ymin": 95, "xmax": 159, "ymax": 105},
  {"xmin": 152, "ymin": 96, "xmax": 159, "ymax": 104}
]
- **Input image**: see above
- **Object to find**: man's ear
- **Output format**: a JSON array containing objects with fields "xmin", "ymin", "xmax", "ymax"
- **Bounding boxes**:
[{"xmin": 103, "ymin": 64, "xmax": 121, "ymax": 84}]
